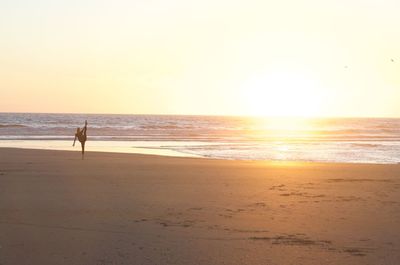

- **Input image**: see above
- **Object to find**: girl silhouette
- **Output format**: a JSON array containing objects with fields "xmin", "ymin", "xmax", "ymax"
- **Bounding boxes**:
[{"xmin": 73, "ymin": 120, "xmax": 88, "ymax": 159}]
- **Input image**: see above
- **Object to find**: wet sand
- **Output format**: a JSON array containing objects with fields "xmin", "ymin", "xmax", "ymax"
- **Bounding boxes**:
[{"xmin": 0, "ymin": 148, "xmax": 399, "ymax": 265}]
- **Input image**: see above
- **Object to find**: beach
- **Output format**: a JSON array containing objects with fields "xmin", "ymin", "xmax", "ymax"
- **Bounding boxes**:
[{"xmin": 0, "ymin": 148, "xmax": 399, "ymax": 265}]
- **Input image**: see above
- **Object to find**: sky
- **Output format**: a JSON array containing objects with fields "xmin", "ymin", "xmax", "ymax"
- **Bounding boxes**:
[{"xmin": 1, "ymin": 0, "xmax": 399, "ymax": 117}]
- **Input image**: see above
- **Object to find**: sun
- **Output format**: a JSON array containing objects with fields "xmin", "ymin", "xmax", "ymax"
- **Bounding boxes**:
[{"xmin": 241, "ymin": 70, "xmax": 325, "ymax": 117}]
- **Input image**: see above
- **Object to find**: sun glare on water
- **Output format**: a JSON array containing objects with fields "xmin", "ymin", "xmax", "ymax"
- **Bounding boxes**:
[
  {"xmin": 242, "ymin": 70, "xmax": 325, "ymax": 118},
  {"xmin": 253, "ymin": 115, "xmax": 321, "ymax": 142}
]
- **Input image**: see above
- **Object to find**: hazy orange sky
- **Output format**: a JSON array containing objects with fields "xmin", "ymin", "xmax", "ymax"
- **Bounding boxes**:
[{"xmin": 1, "ymin": 0, "xmax": 399, "ymax": 117}]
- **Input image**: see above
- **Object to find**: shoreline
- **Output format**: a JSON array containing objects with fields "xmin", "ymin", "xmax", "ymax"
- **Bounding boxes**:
[
  {"xmin": 0, "ymin": 140, "xmax": 202, "ymax": 159},
  {"xmin": 0, "ymin": 144, "xmax": 399, "ymax": 165}
]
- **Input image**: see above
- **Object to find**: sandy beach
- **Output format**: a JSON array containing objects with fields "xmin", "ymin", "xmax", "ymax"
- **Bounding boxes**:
[{"xmin": 0, "ymin": 147, "xmax": 399, "ymax": 265}]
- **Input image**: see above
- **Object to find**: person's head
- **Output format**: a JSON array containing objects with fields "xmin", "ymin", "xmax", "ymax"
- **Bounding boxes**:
[{"xmin": 76, "ymin": 127, "xmax": 81, "ymax": 134}]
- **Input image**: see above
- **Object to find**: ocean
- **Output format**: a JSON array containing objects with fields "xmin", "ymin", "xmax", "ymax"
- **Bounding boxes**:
[{"xmin": 0, "ymin": 113, "xmax": 399, "ymax": 164}]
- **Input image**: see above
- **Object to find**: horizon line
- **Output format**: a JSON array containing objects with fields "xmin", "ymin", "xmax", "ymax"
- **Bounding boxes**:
[{"xmin": 0, "ymin": 111, "xmax": 399, "ymax": 119}]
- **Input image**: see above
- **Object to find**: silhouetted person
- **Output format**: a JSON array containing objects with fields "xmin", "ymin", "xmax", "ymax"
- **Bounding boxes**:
[{"xmin": 73, "ymin": 120, "xmax": 87, "ymax": 159}]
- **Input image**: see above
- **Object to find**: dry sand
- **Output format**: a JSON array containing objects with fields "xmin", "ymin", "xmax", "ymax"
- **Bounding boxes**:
[{"xmin": 0, "ymin": 147, "xmax": 399, "ymax": 265}]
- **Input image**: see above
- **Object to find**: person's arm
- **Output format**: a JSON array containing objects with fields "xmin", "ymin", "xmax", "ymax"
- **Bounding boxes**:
[{"xmin": 73, "ymin": 133, "xmax": 77, "ymax": 146}]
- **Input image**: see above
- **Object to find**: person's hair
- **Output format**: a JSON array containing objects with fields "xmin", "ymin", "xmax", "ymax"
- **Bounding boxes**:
[{"xmin": 76, "ymin": 127, "xmax": 81, "ymax": 133}]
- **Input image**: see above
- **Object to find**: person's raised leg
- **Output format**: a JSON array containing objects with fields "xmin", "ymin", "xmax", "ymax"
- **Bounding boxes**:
[{"xmin": 83, "ymin": 120, "xmax": 87, "ymax": 137}]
